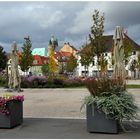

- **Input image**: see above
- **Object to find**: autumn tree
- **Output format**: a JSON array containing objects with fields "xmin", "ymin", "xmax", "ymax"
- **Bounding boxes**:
[
  {"xmin": 0, "ymin": 46, "xmax": 7, "ymax": 72},
  {"xmin": 19, "ymin": 36, "xmax": 33, "ymax": 74},
  {"xmin": 48, "ymin": 47, "xmax": 57, "ymax": 76},
  {"xmin": 89, "ymin": 10, "xmax": 107, "ymax": 76},
  {"xmin": 66, "ymin": 55, "xmax": 77, "ymax": 74},
  {"xmin": 41, "ymin": 63, "xmax": 49, "ymax": 76},
  {"xmin": 80, "ymin": 44, "xmax": 93, "ymax": 76}
]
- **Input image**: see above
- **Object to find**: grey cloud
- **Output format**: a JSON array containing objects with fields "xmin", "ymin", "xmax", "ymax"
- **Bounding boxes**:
[{"xmin": 0, "ymin": 1, "xmax": 140, "ymax": 52}]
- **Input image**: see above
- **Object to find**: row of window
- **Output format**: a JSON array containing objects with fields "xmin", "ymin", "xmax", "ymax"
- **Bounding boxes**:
[{"xmin": 81, "ymin": 70, "xmax": 113, "ymax": 76}]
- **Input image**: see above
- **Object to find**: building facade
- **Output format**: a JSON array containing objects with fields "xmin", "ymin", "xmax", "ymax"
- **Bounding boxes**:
[{"xmin": 77, "ymin": 34, "xmax": 140, "ymax": 79}]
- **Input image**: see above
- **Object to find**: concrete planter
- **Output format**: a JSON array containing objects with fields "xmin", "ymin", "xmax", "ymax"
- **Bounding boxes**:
[
  {"xmin": 0, "ymin": 100, "xmax": 23, "ymax": 128},
  {"xmin": 86, "ymin": 104, "xmax": 118, "ymax": 134}
]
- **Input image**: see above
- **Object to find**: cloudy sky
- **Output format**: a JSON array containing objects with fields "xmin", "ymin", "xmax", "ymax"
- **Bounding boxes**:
[{"xmin": 0, "ymin": 1, "xmax": 140, "ymax": 52}]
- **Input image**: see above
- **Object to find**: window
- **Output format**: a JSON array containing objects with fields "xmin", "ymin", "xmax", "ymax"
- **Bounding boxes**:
[
  {"xmin": 125, "ymin": 60, "xmax": 128, "ymax": 65},
  {"xmin": 92, "ymin": 60, "xmax": 95, "ymax": 66},
  {"xmin": 133, "ymin": 51, "xmax": 136, "ymax": 55},
  {"xmin": 33, "ymin": 60, "xmax": 38, "ymax": 64},
  {"xmin": 82, "ymin": 71, "xmax": 89, "ymax": 76}
]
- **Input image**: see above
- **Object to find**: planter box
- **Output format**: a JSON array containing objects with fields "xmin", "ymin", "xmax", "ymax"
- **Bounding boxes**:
[
  {"xmin": 0, "ymin": 100, "xmax": 23, "ymax": 128},
  {"xmin": 86, "ymin": 104, "xmax": 118, "ymax": 134}
]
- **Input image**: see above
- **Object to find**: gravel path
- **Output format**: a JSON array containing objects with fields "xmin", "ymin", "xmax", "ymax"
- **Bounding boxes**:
[{"xmin": 0, "ymin": 87, "xmax": 140, "ymax": 119}]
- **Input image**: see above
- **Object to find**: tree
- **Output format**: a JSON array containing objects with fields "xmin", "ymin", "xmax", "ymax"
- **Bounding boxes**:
[
  {"xmin": 59, "ymin": 62, "xmax": 66, "ymax": 74},
  {"xmin": 41, "ymin": 63, "xmax": 49, "ymax": 76},
  {"xmin": 136, "ymin": 53, "xmax": 140, "ymax": 79},
  {"xmin": 89, "ymin": 10, "xmax": 107, "ymax": 76},
  {"xmin": 99, "ymin": 54, "xmax": 108, "ymax": 76},
  {"xmin": 130, "ymin": 59, "xmax": 137, "ymax": 79},
  {"xmin": 80, "ymin": 44, "xmax": 93, "ymax": 76},
  {"xmin": 66, "ymin": 55, "xmax": 77, "ymax": 73},
  {"xmin": 123, "ymin": 38, "xmax": 133, "ymax": 66},
  {"xmin": 19, "ymin": 36, "xmax": 33, "ymax": 74},
  {"xmin": 0, "ymin": 46, "xmax": 7, "ymax": 72},
  {"xmin": 48, "ymin": 47, "xmax": 57, "ymax": 75}
]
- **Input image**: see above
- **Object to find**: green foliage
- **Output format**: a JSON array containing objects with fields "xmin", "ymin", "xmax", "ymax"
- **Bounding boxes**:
[
  {"xmin": 20, "ymin": 76, "xmax": 84, "ymax": 88},
  {"xmin": 137, "ymin": 53, "xmax": 140, "ymax": 69},
  {"xmin": 99, "ymin": 53, "xmax": 108, "ymax": 75},
  {"xmin": 0, "ymin": 73, "xmax": 7, "ymax": 87},
  {"xmin": 66, "ymin": 55, "xmax": 77, "ymax": 72},
  {"xmin": 80, "ymin": 44, "xmax": 93, "ymax": 74},
  {"xmin": 127, "ymin": 84, "xmax": 140, "ymax": 88},
  {"xmin": 123, "ymin": 38, "xmax": 133, "ymax": 65},
  {"xmin": 89, "ymin": 10, "xmax": 108, "ymax": 75},
  {"xmin": 83, "ymin": 76, "xmax": 139, "ymax": 130},
  {"xmin": 2, "ymin": 93, "xmax": 13, "ymax": 99},
  {"xmin": 19, "ymin": 36, "xmax": 33, "ymax": 72},
  {"xmin": 59, "ymin": 62, "xmax": 66, "ymax": 74},
  {"xmin": 130, "ymin": 59, "xmax": 137, "ymax": 72},
  {"xmin": 0, "ymin": 46, "xmax": 7, "ymax": 72},
  {"xmin": 84, "ymin": 93, "xmax": 139, "ymax": 128},
  {"xmin": 136, "ymin": 53, "xmax": 140, "ymax": 78},
  {"xmin": 41, "ymin": 63, "xmax": 49, "ymax": 75}
]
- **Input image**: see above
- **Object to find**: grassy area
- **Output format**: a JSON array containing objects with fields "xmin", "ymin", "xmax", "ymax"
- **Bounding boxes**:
[{"xmin": 127, "ymin": 85, "xmax": 140, "ymax": 88}]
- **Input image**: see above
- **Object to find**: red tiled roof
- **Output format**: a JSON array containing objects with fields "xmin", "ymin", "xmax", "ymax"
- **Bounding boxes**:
[
  {"xmin": 54, "ymin": 52, "xmax": 72, "ymax": 58},
  {"xmin": 32, "ymin": 55, "xmax": 49, "ymax": 66},
  {"xmin": 60, "ymin": 51, "xmax": 72, "ymax": 57},
  {"xmin": 53, "ymin": 51, "xmax": 72, "ymax": 62}
]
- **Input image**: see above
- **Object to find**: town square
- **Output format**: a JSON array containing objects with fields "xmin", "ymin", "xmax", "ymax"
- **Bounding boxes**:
[{"xmin": 0, "ymin": 1, "xmax": 140, "ymax": 139}]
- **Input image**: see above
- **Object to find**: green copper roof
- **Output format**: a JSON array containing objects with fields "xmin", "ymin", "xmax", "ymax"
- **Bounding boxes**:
[{"xmin": 32, "ymin": 48, "xmax": 47, "ymax": 56}]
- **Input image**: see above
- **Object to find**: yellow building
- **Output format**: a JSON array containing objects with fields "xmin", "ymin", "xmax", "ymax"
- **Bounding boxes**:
[{"xmin": 60, "ymin": 42, "xmax": 78, "ymax": 56}]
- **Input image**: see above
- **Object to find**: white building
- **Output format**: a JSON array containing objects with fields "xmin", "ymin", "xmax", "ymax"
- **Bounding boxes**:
[{"xmin": 77, "ymin": 34, "xmax": 140, "ymax": 79}]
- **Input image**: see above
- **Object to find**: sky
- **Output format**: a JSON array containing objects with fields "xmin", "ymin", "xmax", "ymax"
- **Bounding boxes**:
[{"xmin": 0, "ymin": 1, "xmax": 140, "ymax": 52}]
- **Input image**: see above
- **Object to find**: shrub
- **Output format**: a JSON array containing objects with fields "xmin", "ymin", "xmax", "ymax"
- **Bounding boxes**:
[
  {"xmin": 20, "ymin": 75, "xmax": 84, "ymax": 88},
  {"xmin": 64, "ymin": 77, "xmax": 84, "ymax": 87},
  {"xmin": 0, "ymin": 72, "xmax": 7, "ymax": 87},
  {"xmin": 84, "ymin": 77, "xmax": 125, "ymax": 97},
  {"xmin": 84, "ymin": 91, "xmax": 139, "ymax": 130},
  {"xmin": 83, "ymin": 76, "xmax": 139, "ymax": 131},
  {"xmin": 53, "ymin": 78, "xmax": 64, "ymax": 85},
  {"xmin": 21, "ymin": 76, "xmax": 47, "ymax": 88}
]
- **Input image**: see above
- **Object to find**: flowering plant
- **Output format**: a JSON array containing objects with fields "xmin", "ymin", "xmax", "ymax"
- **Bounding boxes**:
[{"xmin": 0, "ymin": 93, "xmax": 24, "ymax": 115}]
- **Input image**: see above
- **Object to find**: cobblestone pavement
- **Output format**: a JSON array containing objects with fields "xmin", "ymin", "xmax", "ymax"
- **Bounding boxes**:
[{"xmin": 0, "ymin": 87, "xmax": 140, "ymax": 119}]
